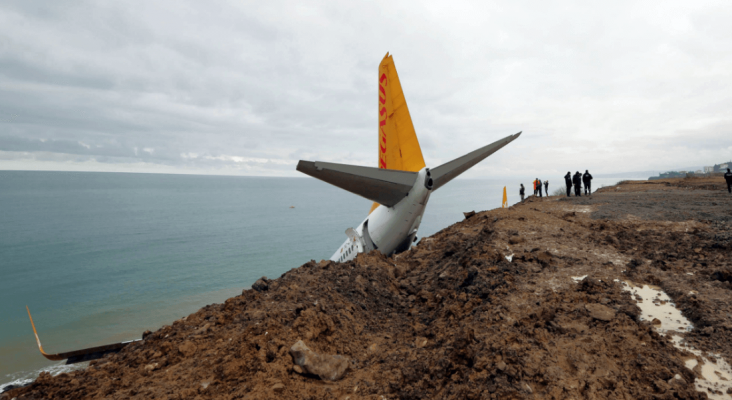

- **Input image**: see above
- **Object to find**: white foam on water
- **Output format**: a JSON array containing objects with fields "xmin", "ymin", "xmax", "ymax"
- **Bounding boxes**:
[
  {"xmin": 621, "ymin": 281, "xmax": 732, "ymax": 398},
  {"xmin": 1, "ymin": 361, "xmax": 87, "ymax": 393}
]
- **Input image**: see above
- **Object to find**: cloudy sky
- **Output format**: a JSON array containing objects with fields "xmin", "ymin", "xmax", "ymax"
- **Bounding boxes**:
[{"xmin": 1, "ymin": 0, "xmax": 731, "ymax": 178}]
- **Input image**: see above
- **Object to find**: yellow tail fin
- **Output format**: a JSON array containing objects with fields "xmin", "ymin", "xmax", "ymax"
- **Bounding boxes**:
[{"xmin": 370, "ymin": 53, "xmax": 426, "ymax": 213}]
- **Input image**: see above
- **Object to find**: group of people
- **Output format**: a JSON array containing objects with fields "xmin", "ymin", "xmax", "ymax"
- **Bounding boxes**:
[
  {"xmin": 565, "ymin": 170, "xmax": 593, "ymax": 197},
  {"xmin": 519, "ymin": 178, "xmax": 549, "ymax": 201},
  {"xmin": 518, "ymin": 170, "xmax": 593, "ymax": 202}
]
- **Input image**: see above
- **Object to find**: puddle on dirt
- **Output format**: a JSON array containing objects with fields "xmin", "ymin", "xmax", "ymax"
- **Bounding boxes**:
[
  {"xmin": 620, "ymin": 281, "xmax": 732, "ymax": 398},
  {"xmin": 621, "ymin": 281, "xmax": 692, "ymax": 333},
  {"xmin": 671, "ymin": 336, "xmax": 732, "ymax": 399}
]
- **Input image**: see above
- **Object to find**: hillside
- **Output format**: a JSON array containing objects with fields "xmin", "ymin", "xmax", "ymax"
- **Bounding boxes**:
[{"xmin": 4, "ymin": 176, "xmax": 732, "ymax": 399}]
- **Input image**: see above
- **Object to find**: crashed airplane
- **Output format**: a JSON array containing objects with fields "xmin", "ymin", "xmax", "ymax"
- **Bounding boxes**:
[
  {"xmin": 25, "ymin": 53, "xmax": 520, "ymax": 365},
  {"xmin": 297, "ymin": 53, "xmax": 521, "ymax": 262}
]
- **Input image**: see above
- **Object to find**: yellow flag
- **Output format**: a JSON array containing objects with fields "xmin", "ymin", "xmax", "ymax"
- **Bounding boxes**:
[{"xmin": 502, "ymin": 186, "xmax": 508, "ymax": 208}]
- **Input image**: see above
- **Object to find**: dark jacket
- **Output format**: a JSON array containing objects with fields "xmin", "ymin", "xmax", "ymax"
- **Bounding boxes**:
[
  {"xmin": 520, "ymin": 186, "xmax": 525, "ymax": 195},
  {"xmin": 725, "ymin": 171, "xmax": 732, "ymax": 183},
  {"xmin": 572, "ymin": 173, "xmax": 582, "ymax": 186},
  {"xmin": 564, "ymin": 173, "xmax": 572, "ymax": 186},
  {"xmin": 583, "ymin": 172, "xmax": 593, "ymax": 183}
]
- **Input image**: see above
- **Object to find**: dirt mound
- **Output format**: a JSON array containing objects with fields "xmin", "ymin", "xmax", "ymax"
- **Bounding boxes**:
[{"xmin": 5, "ymin": 176, "xmax": 732, "ymax": 400}]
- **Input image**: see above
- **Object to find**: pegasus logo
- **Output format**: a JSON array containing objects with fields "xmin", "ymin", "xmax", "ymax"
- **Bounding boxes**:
[{"xmin": 379, "ymin": 72, "xmax": 388, "ymax": 169}]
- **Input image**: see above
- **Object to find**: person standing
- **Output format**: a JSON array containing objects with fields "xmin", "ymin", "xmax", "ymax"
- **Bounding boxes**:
[
  {"xmin": 583, "ymin": 170, "xmax": 593, "ymax": 195},
  {"xmin": 725, "ymin": 168, "xmax": 732, "ymax": 194},
  {"xmin": 572, "ymin": 171, "xmax": 582, "ymax": 196},
  {"xmin": 537, "ymin": 179, "xmax": 543, "ymax": 197},
  {"xmin": 520, "ymin": 183, "xmax": 525, "ymax": 202},
  {"xmin": 533, "ymin": 178, "xmax": 538, "ymax": 196},
  {"xmin": 564, "ymin": 172, "xmax": 572, "ymax": 197},
  {"xmin": 544, "ymin": 180, "xmax": 549, "ymax": 197}
]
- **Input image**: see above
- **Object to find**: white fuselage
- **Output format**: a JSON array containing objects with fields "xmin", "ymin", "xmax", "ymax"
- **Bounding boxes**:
[{"xmin": 331, "ymin": 167, "xmax": 432, "ymax": 262}]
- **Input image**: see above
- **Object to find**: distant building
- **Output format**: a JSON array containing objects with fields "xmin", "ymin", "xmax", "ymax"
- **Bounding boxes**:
[{"xmin": 649, "ymin": 161, "xmax": 732, "ymax": 180}]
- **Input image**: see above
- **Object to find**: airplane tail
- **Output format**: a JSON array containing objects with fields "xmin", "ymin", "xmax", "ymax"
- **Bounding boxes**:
[
  {"xmin": 370, "ymin": 53, "xmax": 426, "ymax": 213},
  {"xmin": 377, "ymin": 53, "xmax": 425, "ymax": 172}
]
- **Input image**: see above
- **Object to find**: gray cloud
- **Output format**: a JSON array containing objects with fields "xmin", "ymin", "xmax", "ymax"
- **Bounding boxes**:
[{"xmin": 1, "ymin": 0, "xmax": 731, "ymax": 177}]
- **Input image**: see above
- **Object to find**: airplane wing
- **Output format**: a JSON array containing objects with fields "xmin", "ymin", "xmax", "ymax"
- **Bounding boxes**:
[
  {"xmin": 296, "ymin": 161, "xmax": 417, "ymax": 207},
  {"xmin": 430, "ymin": 132, "xmax": 522, "ymax": 191},
  {"xmin": 27, "ymin": 306, "xmax": 139, "ymax": 364}
]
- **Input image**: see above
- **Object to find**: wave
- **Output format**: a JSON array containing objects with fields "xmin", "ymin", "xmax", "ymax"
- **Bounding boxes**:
[{"xmin": 1, "ymin": 361, "xmax": 88, "ymax": 393}]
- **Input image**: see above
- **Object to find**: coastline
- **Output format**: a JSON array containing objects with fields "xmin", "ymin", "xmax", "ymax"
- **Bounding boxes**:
[{"xmin": 5, "ymin": 176, "xmax": 732, "ymax": 399}]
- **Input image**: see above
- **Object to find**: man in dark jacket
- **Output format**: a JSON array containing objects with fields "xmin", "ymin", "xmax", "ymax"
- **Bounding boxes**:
[
  {"xmin": 520, "ymin": 183, "xmax": 525, "ymax": 202},
  {"xmin": 544, "ymin": 180, "xmax": 549, "ymax": 197},
  {"xmin": 537, "ymin": 179, "xmax": 543, "ymax": 197},
  {"xmin": 572, "ymin": 171, "xmax": 582, "ymax": 196},
  {"xmin": 725, "ymin": 168, "xmax": 732, "ymax": 194},
  {"xmin": 564, "ymin": 172, "xmax": 572, "ymax": 196},
  {"xmin": 582, "ymin": 170, "xmax": 593, "ymax": 195}
]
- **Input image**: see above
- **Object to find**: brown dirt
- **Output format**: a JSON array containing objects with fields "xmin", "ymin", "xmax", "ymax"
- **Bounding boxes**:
[{"xmin": 4, "ymin": 176, "xmax": 731, "ymax": 400}]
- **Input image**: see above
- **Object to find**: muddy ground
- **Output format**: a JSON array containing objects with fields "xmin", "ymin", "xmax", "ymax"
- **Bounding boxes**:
[{"xmin": 4, "ymin": 176, "xmax": 732, "ymax": 399}]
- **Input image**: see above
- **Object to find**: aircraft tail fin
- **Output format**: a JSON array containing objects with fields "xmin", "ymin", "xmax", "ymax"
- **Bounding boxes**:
[
  {"xmin": 431, "ymin": 132, "xmax": 522, "ymax": 191},
  {"xmin": 377, "ymin": 53, "xmax": 426, "ymax": 173},
  {"xmin": 297, "ymin": 161, "xmax": 417, "ymax": 207},
  {"xmin": 369, "ymin": 53, "xmax": 426, "ymax": 214}
]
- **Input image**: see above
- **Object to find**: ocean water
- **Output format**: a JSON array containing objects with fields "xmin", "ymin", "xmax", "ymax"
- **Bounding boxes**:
[{"xmin": 0, "ymin": 171, "xmax": 625, "ymax": 389}]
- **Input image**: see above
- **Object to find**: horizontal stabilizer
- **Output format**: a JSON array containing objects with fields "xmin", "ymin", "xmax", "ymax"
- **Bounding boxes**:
[
  {"xmin": 431, "ymin": 132, "xmax": 521, "ymax": 191},
  {"xmin": 297, "ymin": 161, "xmax": 417, "ymax": 207}
]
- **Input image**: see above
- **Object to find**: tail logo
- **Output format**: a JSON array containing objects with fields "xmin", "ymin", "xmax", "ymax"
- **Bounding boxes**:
[{"xmin": 379, "ymin": 73, "xmax": 388, "ymax": 169}]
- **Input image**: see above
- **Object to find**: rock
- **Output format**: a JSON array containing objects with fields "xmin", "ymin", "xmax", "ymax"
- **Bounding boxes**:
[
  {"xmin": 179, "ymin": 341, "xmax": 197, "ymax": 357},
  {"xmin": 522, "ymin": 383, "xmax": 533, "ymax": 394},
  {"xmin": 651, "ymin": 318, "xmax": 662, "ymax": 325},
  {"xmin": 272, "ymin": 383, "xmax": 285, "ymax": 393},
  {"xmin": 252, "ymin": 277, "xmax": 269, "ymax": 292},
  {"xmin": 415, "ymin": 337, "xmax": 428, "ymax": 349},
  {"xmin": 668, "ymin": 374, "xmax": 685, "ymax": 385},
  {"xmin": 496, "ymin": 361, "xmax": 507, "ymax": 371},
  {"xmin": 292, "ymin": 365, "xmax": 304, "ymax": 374},
  {"xmin": 142, "ymin": 330, "xmax": 152, "ymax": 340},
  {"xmin": 585, "ymin": 303, "xmax": 616, "ymax": 321},
  {"xmin": 509, "ymin": 236, "xmax": 524, "ymax": 245},
  {"xmin": 463, "ymin": 211, "xmax": 476, "ymax": 219},
  {"xmin": 702, "ymin": 326, "xmax": 714, "ymax": 335},
  {"xmin": 290, "ymin": 340, "xmax": 349, "ymax": 381},
  {"xmin": 143, "ymin": 363, "xmax": 159, "ymax": 371},
  {"xmin": 368, "ymin": 343, "xmax": 379, "ymax": 353}
]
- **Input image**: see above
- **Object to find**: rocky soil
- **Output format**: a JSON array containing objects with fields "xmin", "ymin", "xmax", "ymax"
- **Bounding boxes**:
[{"xmin": 4, "ymin": 176, "xmax": 732, "ymax": 399}]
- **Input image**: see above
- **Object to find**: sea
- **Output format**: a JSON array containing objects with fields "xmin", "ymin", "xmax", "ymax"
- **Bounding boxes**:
[{"xmin": 0, "ymin": 171, "xmax": 628, "ymax": 390}]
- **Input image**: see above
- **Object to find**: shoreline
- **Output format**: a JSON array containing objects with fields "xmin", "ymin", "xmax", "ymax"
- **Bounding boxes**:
[{"xmin": 4, "ymin": 176, "xmax": 731, "ymax": 399}]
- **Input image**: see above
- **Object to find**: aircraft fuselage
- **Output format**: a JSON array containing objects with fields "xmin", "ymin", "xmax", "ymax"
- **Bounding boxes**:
[{"xmin": 332, "ymin": 167, "xmax": 432, "ymax": 262}]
